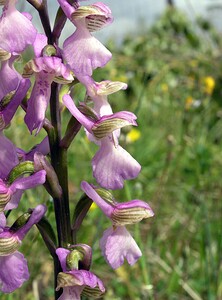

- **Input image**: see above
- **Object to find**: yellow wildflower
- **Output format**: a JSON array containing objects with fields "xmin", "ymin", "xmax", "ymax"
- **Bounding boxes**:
[
  {"xmin": 115, "ymin": 265, "xmax": 129, "ymax": 281},
  {"xmin": 161, "ymin": 83, "xmax": 169, "ymax": 92},
  {"xmin": 126, "ymin": 128, "xmax": 141, "ymax": 143},
  {"xmin": 89, "ymin": 202, "xmax": 98, "ymax": 211},
  {"xmin": 185, "ymin": 96, "xmax": 194, "ymax": 110},
  {"xmin": 203, "ymin": 76, "xmax": 215, "ymax": 95}
]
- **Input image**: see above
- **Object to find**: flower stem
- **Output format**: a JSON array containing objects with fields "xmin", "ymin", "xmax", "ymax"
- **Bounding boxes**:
[{"xmin": 49, "ymin": 83, "xmax": 72, "ymax": 300}]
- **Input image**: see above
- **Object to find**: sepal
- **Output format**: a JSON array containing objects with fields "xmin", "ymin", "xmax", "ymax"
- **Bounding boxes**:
[
  {"xmin": 111, "ymin": 201, "xmax": 154, "ymax": 226},
  {"xmin": 0, "ymin": 235, "xmax": 20, "ymax": 256},
  {"xmin": 10, "ymin": 212, "xmax": 31, "ymax": 232}
]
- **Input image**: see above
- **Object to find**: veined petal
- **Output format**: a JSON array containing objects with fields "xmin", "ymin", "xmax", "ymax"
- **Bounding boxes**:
[
  {"xmin": 100, "ymin": 226, "xmax": 142, "ymax": 269},
  {"xmin": 92, "ymin": 111, "xmax": 137, "ymax": 139},
  {"xmin": 92, "ymin": 138, "xmax": 141, "ymax": 190},
  {"xmin": 72, "ymin": 3, "xmax": 113, "ymax": 32},
  {"xmin": 0, "ymin": 251, "xmax": 29, "ymax": 293},
  {"xmin": 0, "ymin": 0, "xmax": 37, "ymax": 54},
  {"xmin": 0, "ymin": 180, "xmax": 11, "ymax": 212},
  {"xmin": 112, "ymin": 200, "xmax": 154, "ymax": 226},
  {"xmin": 0, "ymin": 231, "xmax": 20, "ymax": 256},
  {"xmin": 56, "ymin": 270, "xmax": 105, "ymax": 296}
]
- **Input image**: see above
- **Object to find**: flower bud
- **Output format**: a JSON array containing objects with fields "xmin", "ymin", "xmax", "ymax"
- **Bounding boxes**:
[{"xmin": 34, "ymin": 153, "xmax": 62, "ymax": 199}]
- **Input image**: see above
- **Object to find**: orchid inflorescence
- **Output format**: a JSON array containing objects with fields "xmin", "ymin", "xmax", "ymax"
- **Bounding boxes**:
[{"xmin": 0, "ymin": 0, "xmax": 154, "ymax": 298}]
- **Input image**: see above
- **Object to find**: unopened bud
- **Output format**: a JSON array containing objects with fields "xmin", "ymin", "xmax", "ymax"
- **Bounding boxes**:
[{"xmin": 34, "ymin": 153, "xmax": 62, "ymax": 199}]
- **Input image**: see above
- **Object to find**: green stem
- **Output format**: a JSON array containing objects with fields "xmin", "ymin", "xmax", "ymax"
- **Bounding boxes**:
[
  {"xmin": 49, "ymin": 83, "xmax": 72, "ymax": 300},
  {"xmin": 49, "ymin": 83, "xmax": 72, "ymax": 247}
]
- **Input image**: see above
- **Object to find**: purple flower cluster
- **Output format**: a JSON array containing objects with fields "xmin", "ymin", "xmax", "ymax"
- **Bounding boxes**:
[{"xmin": 0, "ymin": 0, "xmax": 154, "ymax": 298}]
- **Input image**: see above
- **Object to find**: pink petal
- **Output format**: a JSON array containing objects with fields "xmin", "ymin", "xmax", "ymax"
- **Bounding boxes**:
[
  {"xmin": 100, "ymin": 226, "xmax": 142, "ymax": 269},
  {"xmin": 92, "ymin": 138, "xmax": 141, "ymax": 189},
  {"xmin": 0, "ymin": 251, "xmax": 29, "ymax": 293}
]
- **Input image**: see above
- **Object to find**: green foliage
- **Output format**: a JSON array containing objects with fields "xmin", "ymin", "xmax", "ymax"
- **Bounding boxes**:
[{"xmin": 2, "ymin": 7, "xmax": 222, "ymax": 300}]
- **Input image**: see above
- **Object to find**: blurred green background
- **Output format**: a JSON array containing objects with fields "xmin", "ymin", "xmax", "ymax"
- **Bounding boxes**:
[{"xmin": 2, "ymin": 6, "xmax": 222, "ymax": 300}]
